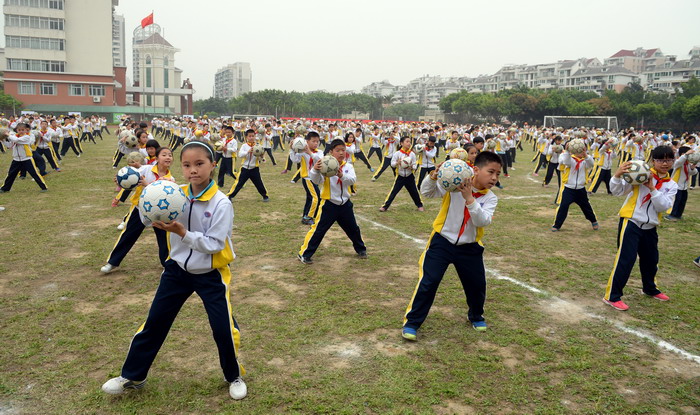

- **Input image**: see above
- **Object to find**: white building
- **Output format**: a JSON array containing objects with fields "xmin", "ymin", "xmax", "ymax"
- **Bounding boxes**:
[
  {"xmin": 360, "ymin": 80, "xmax": 396, "ymax": 99},
  {"xmin": 127, "ymin": 23, "xmax": 192, "ymax": 115},
  {"xmin": 112, "ymin": 14, "xmax": 125, "ymax": 67},
  {"xmin": 214, "ymin": 62, "xmax": 252, "ymax": 100}
]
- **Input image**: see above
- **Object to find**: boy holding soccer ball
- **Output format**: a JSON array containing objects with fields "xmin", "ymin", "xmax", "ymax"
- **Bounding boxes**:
[
  {"xmin": 402, "ymin": 151, "xmax": 502, "ymax": 340},
  {"xmin": 551, "ymin": 141, "xmax": 599, "ymax": 232},
  {"xmin": 602, "ymin": 146, "xmax": 678, "ymax": 311}
]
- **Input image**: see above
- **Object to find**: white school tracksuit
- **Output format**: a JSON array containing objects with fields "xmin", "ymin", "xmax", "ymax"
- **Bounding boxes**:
[
  {"xmin": 381, "ymin": 149, "xmax": 422, "ymax": 210},
  {"xmin": 403, "ymin": 177, "xmax": 498, "ymax": 330},
  {"xmin": 552, "ymin": 151, "xmax": 597, "ymax": 229},
  {"xmin": 119, "ymin": 182, "xmax": 244, "ymax": 384},
  {"xmin": 0, "ymin": 132, "xmax": 48, "ymax": 191},
  {"xmin": 604, "ymin": 171, "xmax": 677, "ymax": 303},
  {"xmin": 298, "ymin": 160, "xmax": 366, "ymax": 260},
  {"xmin": 290, "ymin": 148, "xmax": 323, "ymax": 219}
]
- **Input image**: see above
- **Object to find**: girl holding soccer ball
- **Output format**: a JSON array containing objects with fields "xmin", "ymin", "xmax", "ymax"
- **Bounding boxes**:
[{"xmin": 102, "ymin": 140, "xmax": 247, "ymax": 400}]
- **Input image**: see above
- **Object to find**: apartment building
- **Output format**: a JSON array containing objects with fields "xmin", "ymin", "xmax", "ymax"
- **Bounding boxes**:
[{"xmin": 213, "ymin": 62, "xmax": 252, "ymax": 100}]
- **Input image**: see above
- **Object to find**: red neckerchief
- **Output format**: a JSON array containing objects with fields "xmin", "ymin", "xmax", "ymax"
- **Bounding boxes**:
[
  {"xmin": 457, "ymin": 190, "xmax": 488, "ymax": 240},
  {"xmin": 336, "ymin": 161, "xmax": 346, "ymax": 185},
  {"xmin": 399, "ymin": 148, "xmax": 411, "ymax": 157},
  {"xmin": 572, "ymin": 155, "xmax": 585, "ymax": 170},
  {"xmin": 466, "ymin": 160, "xmax": 475, "ymax": 168},
  {"xmin": 683, "ymin": 161, "xmax": 689, "ymax": 179},
  {"xmin": 641, "ymin": 169, "xmax": 670, "ymax": 205},
  {"xmin": 147, "ymin": 156, "xmax": 157, "ymax": 165}
]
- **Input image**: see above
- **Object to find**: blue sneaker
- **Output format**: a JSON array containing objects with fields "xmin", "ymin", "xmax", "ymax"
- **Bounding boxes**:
[
  {"xmin": 472, "ymin": 321, "xmax": 488, "ymax": 331},
  {"xmin": 401, "ymin": 327, "xmax": 417, "ymax": 341}
]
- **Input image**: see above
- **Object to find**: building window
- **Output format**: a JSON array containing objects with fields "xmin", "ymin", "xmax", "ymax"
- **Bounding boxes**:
[
  {"xmin": 6, "ymin": 35, "xmax": 64, "ymax": 50},
  {"xmin": 5, "ymin": 15, "xmax": 64, "ymax": 30},
  {"xmin": 164, "ymin": 69, "xmax": 169, "ymax": 88},
  {"xmin": 7, "ymin": 58, "xmax": 65, "ymax": 72},
  {"xmin": 146, "ymin": 95, "xmax": 152, "ymax": 106},
  {"xmin": 18, "ymin": 82, "xmax": 35, "ymax": 95},
  {"xmin": 146, "ymin": 68, "xmax": 152, "ymax": 88},
  {"xmin": 69, "ymin": 84, "xmax": 84, "ymax": 96},
  {"xmin": 163, "ymin": 56, "xmax": 168, "ymax": 67},
  {"xmin": 164, "ymin": 96, "xmax": 169, "ymax": 107},
  {"xmin": 40, "ymin": 83, "xmax": 56, "ymax": 95},
  {"xmin": 89, "ymin": 85, "xmax": 105, "ymax": 97},
  {"xmin": 4, "ymin": 0, "xmax": 63, "ymax": 9}
]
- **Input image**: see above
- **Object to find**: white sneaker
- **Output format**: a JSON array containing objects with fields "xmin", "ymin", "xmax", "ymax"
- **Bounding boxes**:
[
  {"xmin": 229, "ymin": 377, "xmax": 247, "ymax": 400},
  {"xmin": 100, "ymin": 264, "xmax": 118, "ymax": 274},
  {"xmin": 101, "ymin": 376, "xmax": 146, "ymax": 395},
  {"xmin": 117, "ymin": 221, "xmax": 126, "ymax": 230}
]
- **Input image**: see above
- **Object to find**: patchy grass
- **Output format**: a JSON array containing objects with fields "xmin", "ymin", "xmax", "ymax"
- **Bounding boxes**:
[{"xmin": 0, "ymin": 134, "xmax": 698, "ymax": 414}]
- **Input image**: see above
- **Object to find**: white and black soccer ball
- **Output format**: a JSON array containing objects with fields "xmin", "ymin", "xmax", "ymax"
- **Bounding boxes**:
[
  {"xmin": 138, "ymin": 180, "xmax": 187, "ymax": 223},
  {"xmin": 437, "ymin": 159, "xmax": 473, "ymax": 192},
  {"xmin": 116, "ymin": 166, "xmax": 141, "ymax": 191},
  {"xmin": 686, "ymin": 151, "xmax": 700, "ymax": 165},
  {"xmin": 413, "ymin": 143, "xmax": 425, "ymax": 154},
  {"xmin": 551, "ymin": 144, "xmax": 563, "ymax": 154},
  {"xmin": 622, "ymin": 160, "xmax": 651, "ymax": 185},
  {"xmin": 126, "ymin": 151, "xmax": 143, "ymax": 165},
  {"xmin": 319, "ymin": 155, "xmax": 340, "ymax": 178},
  {"xmin": 449, "ymin": 147, "xmax": 468, "ymax": 162},
  {"xmin": 124, "ymin": 134, "xmax": 139, "ymax": 149},
  {"xmin": 291, "ymin": 137, "xmax": 307, "ymax": 153},
  {"xmin": 252, "ymin": 144, "xmax": 265, "ymax": 157},
  {"xmin": 399, "ymin": 156, "xmax": 412, "ymax": 170},
  {"xmin": 567, "ymin": 138, "xmax": 586, "ymax": 154},
  {"xmin": 214, "ymin": 141, "xmax": 224, "ymax": 152},
  {"xmin": 485, "ymin": 139, "xmax": 497, "ymax": 150}
]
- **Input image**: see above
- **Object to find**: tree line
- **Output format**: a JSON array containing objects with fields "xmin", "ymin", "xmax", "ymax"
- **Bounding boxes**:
[
  {"xmin": 439, "ymin": 77, "xmax": 700, "ymax": 131},
  {"xmin": 193, "ymin": 90, "xmax": 427, "ymax": 121}
]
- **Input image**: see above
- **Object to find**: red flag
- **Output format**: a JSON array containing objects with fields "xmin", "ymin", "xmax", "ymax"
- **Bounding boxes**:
[{"xmin": 141, "ymin": 13, "xmax": 154, "ymax": 28}]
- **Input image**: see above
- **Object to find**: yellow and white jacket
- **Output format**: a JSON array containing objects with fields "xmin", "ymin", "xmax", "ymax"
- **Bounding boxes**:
[
  {"xmin": 671, "ymin": 155, "xmax": 698, "ymax": 191},
  {"xmin": 290, "ymin": 149, "xmax": 323, "ymax": 180},
  {"xmin": 238, "ymin": 143, "xmax": 261, "ymax": 170},
  {"xmin": 560, "ymin": 151, "xmax": 593, "ymax": 189},
  {"xmin": 391, "ymin": 149, "xmax": 417, "ymax": 177},
  {"xmin": 160, "ymin": 183, "xmax": 234, "ymax": 274},
  {"xmin": 309, "ymin": 161, "xmax": 356, "ymax": 205},
  {"xmin": 611, "ymin": 170, "xmax": 677, "ymax": 229},
  {"xmin": 420, "ymin": 177, "xmax": 498, "ymax": 245},
  {"xmin": 7, "ymin": 133, "xmax": 34, "ymax": 161}
]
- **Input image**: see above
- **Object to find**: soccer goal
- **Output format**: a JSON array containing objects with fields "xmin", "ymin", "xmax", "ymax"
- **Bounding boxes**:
[{"xmin": 543, "ymin": 116, "xmax": 618, "ymax": 131}]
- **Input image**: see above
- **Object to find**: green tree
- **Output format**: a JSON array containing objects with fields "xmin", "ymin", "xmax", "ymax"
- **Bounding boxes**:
[
  {"xmin": 383, "ymin": 103, "xmax": 426, "ymax": 121},
  {"xmin": 678, "ymin": 76, "xmax": 700, "ymax": 99},
  {"xmin": 681, "ymin": 95, "xmax": 700, "ymax": 124}
]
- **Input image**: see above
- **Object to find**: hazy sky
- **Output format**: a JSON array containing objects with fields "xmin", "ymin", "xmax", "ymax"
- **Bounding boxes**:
[{"xmin": 8, "ymin": 0, "xmax": 700, "ymax": 99}]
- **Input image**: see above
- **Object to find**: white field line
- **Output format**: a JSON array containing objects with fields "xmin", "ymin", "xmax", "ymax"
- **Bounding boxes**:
[
  {"xmin": 356, "ymin": 215, "xmax": 700, "ymax": 365},
  {"xmin": 526, "ymin": 175, "xmax": 541, "ymax": 184}
]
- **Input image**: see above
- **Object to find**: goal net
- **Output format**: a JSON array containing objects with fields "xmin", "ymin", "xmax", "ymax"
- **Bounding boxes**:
[{"xmin": 543, "ymin": 116, "xmax": 618, "ymax": 131}]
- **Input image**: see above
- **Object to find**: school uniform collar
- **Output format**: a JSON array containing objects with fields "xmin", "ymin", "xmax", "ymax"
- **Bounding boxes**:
[{"xmin": 185, "ymin": 180, "xmax": 218, "ymax": 202}]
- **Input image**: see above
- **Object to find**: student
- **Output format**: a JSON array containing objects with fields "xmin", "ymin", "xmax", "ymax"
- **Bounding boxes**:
[
  {"xmin": 543, "ymin": 136, "xmax": 563, "ymax": 188},
  {"xmin": 532, "ymin": 132, "xmax": 550, "ymax": 176},
  {"xmin": 60, "ymin": 117, "xmax": 81, "ymax": 158},
  {"xmin": 298, "ymin": 139, "xmax": 367, "ymax": 264},
  {"xmin": 552, "ymin": 142, "xmax": 598, "ymax": 232},
  {"xmin": 367, "ymin": 126, "xmax": 383, "ymax": 163},
  {"xmin": 371, "ymin": 128, "xmax": 399, "ymax": 181},
  {"xmin": 144, "ymin": 139, "xmax": 160, "ymax": 165},
  {"xmin": 379, "ymin": 136, "xmax": 423, "ymax": 212},
  {"xmin": 0, "ymin": 123, "xmax": 48, "ymax": 193},
  {"xmin": 587, "ymin": 138, "xmax": 616, "ymax": 195},
  {"xmin": 665, "ymin": 147, "xmax": 697, "ymax": 221},
  {"xmin": 227, "ymin": 130, "xmax": 269, "ymax": 202},
  {"xmin": 349, "ymin": 129, "xmax": 373, "ymax": 172},
  {"xmin": 261, "ymin": 124, "xmax": 277, "ymax": 165},
  {"xmin": 48, "ymin": 119, "xmax": 63, "ymax": 162},
  {"xmin": 416, "ymin": 136, "xmax": 438, "ymax": 187},
  {"xmin": 100, "ymin": 147, "xmax": 174, "ymax": 273},
  {"xmin": 217, "ymin": 126, "xmax": 238, "ymax": 188},
  {"xmin": 402, "ymin": 151, "xmax": 502, "ymax": 340},
  {"xmin": 102, "ymin": 140, "xmax": 247, "ymax": 400},
  {"xmin": 34, "ymin": 120, "xmax": 61, "ymax": 173},
  {"xmin": 603, "ymin": 146, "xmax": 678, "ymax": 311},
  {"xmin": 290, "ymin": 131, "xmax": 323, "ymax": 225}
]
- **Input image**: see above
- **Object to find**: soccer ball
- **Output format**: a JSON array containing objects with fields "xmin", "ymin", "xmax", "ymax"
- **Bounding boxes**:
[
  {"xmin": 399, "ymin": 156, "xmax": 412, "ymax": 170},
  {"xmin": 622, "ymin": 160, "xmax": 651, "ymax": 185},
  {"xmin": 485, "ymin": 139, "xmax": 497, "ymax": 150},
  {"xmin": 551, "ymin": 144, "xmax": 563, "ymax": 154},
  {"xmin": 126, "ymin": 151, "xmax": 143, "ymax": 165},
  {"xmin": 319, "ymin": 155, "xmax": 340, "ymax": 178},
  {"xmin": 214, "ymin": 141, "xmax": 224, "ymax": 152},
  {"xmin": 291, "ymin": 137, "xmax": 306, "ymax": 153},
  {"xmin": 567, "ymin": 138, "xmax": 586, "ymax": 155},
  {"xmin": 138, "ymin": 180, "xmax": 187, "ymax": 223},
  {"xmin": 686, "ymin": 151, "xmax": 700, "ymax": 164},
  {"xmin": 116, "ymin": 166, "xmax": 141, "ymax": 190},
  {"xmin": 609, "ymin": 137, "xmax": 619, "ymax": 147},
  {"xmin": 124, "ymin": 134, "xmax": 139, "ymax": 149},
  {"xmin": 573, "ymin": 130, "xmax": 586, "ymax": 138},
  {"xmin": 449, "ymin": 147, "xmax": 468, "ymax": 162},
  {"xmin": 0, "ymin": 127, "xmax": 10, "ymax": 141},
  {"xmin": 413, "ymin": 143, "xmax": 425, "ymax": 154},
  {"xmin": 211, "ymin": 133, "xmax": 221, "ymax": 141},
  {"xmin": 437, "ymin": 159, "xmax": 473, "ymax": 192},
  {"xmin": 252, "ymin": 144, "xmax": 265, "ymax": 157}
]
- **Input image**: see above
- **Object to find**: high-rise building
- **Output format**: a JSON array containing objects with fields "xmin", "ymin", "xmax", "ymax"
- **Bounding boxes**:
[
  {"xmin": 214, "ymin": 63, "xmax": 252, "ymax": 100},
  {"xmin": 126, "ymin": 23, "xmax": 193, "ymax": 115},
  {"xmin": 3, "ymin": 0, "xmax": 128, "ymax": 112},
  {"xmin": 112, "ymin": 14, "xmax": 125, "ymax": 67}
]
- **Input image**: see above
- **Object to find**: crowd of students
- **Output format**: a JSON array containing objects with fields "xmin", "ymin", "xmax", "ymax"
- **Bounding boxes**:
[{"xmin": 2, "ymin": 114, "xmax": 698, "ymax": 401}]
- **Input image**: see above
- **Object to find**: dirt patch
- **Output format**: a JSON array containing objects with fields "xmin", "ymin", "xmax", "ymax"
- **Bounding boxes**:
[
  {"xmin": 433, "ymin": 401, "xmax": 477, "ymax": 414},
  {"xmin": 539, "ymin": 297, "xmax": 588, "ymax": 324},
  {"xmin": 239, "ymin": 288, "xmax": 285, "ymax": 310},
  {"xmin": 264, "ymin": 211, "xmax": 288, "ymax": 222},
  {"xmin": 366, "ymin": 328, "xmax": 409, "ymax": 357},
  {"xmin": 319, "ymin": 341, "xmax": 363, "ymax": 369}
]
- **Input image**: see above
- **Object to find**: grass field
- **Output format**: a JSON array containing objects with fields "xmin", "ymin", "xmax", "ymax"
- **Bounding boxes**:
[{"xmin": 0, "ymin": 131, "xmax": 698, "ymax": 415}]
